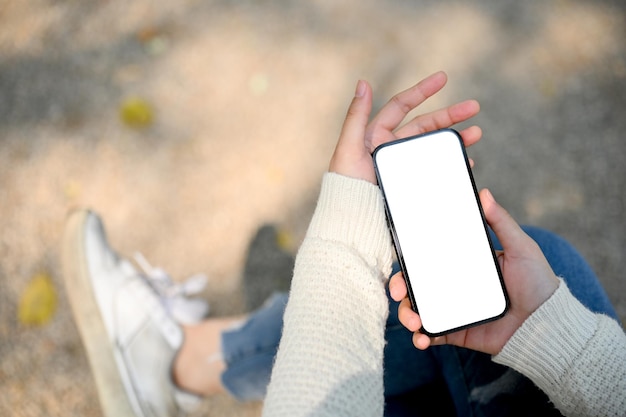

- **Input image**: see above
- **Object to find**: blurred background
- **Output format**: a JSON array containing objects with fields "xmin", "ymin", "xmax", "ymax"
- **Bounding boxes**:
[{"xmin": 1, "ymin": 0, "xmax": 625, "ymax": 415}]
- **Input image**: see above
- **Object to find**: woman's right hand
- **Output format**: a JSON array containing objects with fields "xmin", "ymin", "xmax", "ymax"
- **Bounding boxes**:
[{"xmin": 389, "ymin": 188, "xmax": 561, "ymax": 355}]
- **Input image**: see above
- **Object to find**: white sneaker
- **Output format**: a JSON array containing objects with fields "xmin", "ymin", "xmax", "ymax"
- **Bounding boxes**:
[{"xmin": 62, "ymin": 210, "xmax": 208, "ymax": 417}]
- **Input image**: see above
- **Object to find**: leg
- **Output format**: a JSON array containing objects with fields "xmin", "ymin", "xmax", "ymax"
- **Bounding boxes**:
[
  {"xmin": 218, "ymin": 293, "xmax": 288, "ymax": 401},
  {"xmin": 175, "ymin": 295, "xmax": 288, "ymax": 401},
  {"xmin": 62, "ymin": 210, "xmax": 280, "ymax": 416},
  {"xmin": 174, "ymin": 316, "xmax": 245, "ymax": 397},
  {"xmin": 430, "ymin": 345, "xmax": 562, "ymax": 417},
  {"xmin": 62, "ymin": 210, "xmax": 206, "ymax": 416}
]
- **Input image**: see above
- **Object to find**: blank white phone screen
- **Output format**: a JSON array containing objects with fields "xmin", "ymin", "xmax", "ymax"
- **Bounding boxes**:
[{"xmin": 374, "ymin": 130, "xmax": 507, "ymax": 335}]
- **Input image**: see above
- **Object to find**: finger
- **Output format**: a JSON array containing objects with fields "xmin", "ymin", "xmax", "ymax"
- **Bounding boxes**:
[
  {"xmin": 480, "ymin": 189, "xmax": 529, "ymax": 254},
  {"xmin": 458, "ymin": 125, "xmax": 482, "ymax": 148},
  {"xmin": 369, "ymin": 71, "xmax": 448, "ymax": 134},
  {"xmin": 398, "ymin": 298, "xmax": 422, "ymax": 332},
  {"xmin": 335, "ymin": 80, "xmax": 373, "ymax": 152},
  {"xmin": 388, "ymin": 271, "xmax": 407, "ymax": 301},
  {"xmin": 394, "ymin": 99, "xmax": 480, "ymax": 139},
  {"xmin": 463, "ymin": 126, "xmax": 483, "ymax": 168},
  {"xmin": 412, "ymin": 332, "xmax": 432, "ymax": 350}
]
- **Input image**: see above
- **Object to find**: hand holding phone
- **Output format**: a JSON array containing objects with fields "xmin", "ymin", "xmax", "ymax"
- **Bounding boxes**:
[
  {"xmin": 389, "ymin": 188, "xmax": 561, "ymax": 355},
  {"xmin": 374, "ymin": 129, "xmax": 509, "ymax": 336}
]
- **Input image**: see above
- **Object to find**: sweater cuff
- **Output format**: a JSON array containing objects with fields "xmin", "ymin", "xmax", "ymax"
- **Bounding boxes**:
[
  {"xmin": 493, "ymin": 279, "xmax": 598, "ymax": 387},
  {"xmin": 306, "ymin": 173, "xmax": 394, "ymax": 277}
]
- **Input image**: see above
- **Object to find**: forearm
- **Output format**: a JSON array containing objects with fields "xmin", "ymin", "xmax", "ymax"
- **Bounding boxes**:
[
  {"xmin": 494, "ymin": 281, "xmax": 626, "ymax": 416},
  {"xmin": 262, "ymin": 173, "xmax": 394, "ymax": 417}
]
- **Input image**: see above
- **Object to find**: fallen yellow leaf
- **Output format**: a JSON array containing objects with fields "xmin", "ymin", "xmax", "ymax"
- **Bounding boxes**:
[
  {"xmin": 119, "ymin": 97, "xmax": 154, "ymax": 129},
  {"xmin": 63, "ymin": 178, "xmax": 82, "ymax": 201},
  {"xmin": 18, "ymin": 272, "xmax": 57, "ymax": 326}
]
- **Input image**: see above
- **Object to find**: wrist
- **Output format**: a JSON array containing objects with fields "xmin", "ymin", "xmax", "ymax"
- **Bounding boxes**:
[
  {"xmin": 493, "ymin": 280, "xmax": 597, "ymax": 384},
  {"xmin": 306, "ymin": 173, "xmax": 393, "ymax": 277}
]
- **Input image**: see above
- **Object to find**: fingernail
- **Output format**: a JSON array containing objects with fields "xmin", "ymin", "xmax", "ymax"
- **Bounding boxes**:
[
  {"xmin": 355, "ymin": 80, "xmax": 366, "ymax": 97},
  {"xmin": 483, "ymin": 188, "xmax": 495, "ymax": 204}
]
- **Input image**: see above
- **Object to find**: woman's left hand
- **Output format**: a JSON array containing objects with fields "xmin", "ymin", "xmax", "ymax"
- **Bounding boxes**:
[{"xmin": 329, "ymin": 71, "xmax": 482, "ymax": 184}]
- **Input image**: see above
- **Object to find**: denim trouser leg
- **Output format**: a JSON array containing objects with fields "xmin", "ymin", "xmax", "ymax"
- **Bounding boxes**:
[
  {"xmin": 219, "ymin": 226, "xmax": 618, "ymax": 414},
  {"xmin": 220, "ymin": 293, "xmax": 288, "ymax": 401}
]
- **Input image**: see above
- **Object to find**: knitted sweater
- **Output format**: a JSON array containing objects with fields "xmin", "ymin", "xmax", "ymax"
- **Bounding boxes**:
[{"xmin": 262, "ymin": 173, "xmax": 626, "ymax": 416}]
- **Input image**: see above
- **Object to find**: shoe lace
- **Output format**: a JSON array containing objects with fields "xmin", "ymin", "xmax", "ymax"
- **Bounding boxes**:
[{"xmin": 133, "ymin": 252, "xmax": 210, "ymax": 325}]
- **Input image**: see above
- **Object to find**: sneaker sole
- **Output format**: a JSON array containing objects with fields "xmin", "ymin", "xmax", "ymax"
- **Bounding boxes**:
[{"xmin": 62, "ymin": 210, "xmax": 136, "ymax": 417}]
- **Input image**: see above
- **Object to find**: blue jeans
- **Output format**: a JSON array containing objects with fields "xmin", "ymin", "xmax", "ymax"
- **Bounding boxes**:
[{"xmin": 219, "ymin": 226, "xmax": 618, "ymax": 416}]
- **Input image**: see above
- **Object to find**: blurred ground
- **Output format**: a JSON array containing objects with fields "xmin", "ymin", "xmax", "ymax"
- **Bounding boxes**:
[{"xmin": 1, "ymin": 0, "xmax": 625, "ymax": 416}]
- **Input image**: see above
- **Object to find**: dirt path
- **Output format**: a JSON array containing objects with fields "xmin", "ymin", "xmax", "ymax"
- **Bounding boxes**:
[{"xmin": 1, "ymin": 1, "xmax": 625, "ymax": 415}]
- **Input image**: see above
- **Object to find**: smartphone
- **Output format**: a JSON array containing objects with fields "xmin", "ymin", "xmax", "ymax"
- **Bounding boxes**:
[{"xmin": 373, "ymin": 129, "xmax": 508, "ymax": 336}]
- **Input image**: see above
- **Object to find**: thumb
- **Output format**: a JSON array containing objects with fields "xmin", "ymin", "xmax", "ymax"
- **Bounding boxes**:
[
  {"xmin": 480, "ymin": 189, "xmax": 528, "ymax": 254},
  {"xmin": 336, "ymin": 80, "xmax": 372, "ymax": 151}
]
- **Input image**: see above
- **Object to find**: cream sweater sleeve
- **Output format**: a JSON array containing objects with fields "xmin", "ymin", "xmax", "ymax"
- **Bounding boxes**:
[
  {"xmin": 262, "ymin": 173, "xmax": 394, "ymax": 417},
  {"xmin": 494, "ymin": 280, "xmax": 626, "ymax": 416}
]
